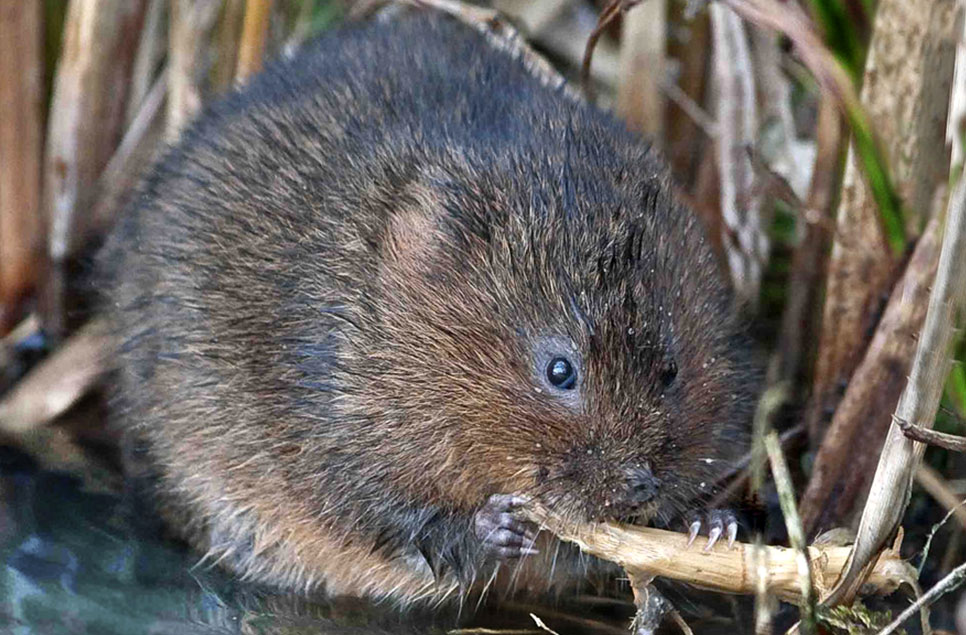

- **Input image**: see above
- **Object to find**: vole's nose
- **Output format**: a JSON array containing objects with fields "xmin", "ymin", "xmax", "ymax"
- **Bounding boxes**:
[{"xmin": 621, "ymin": 465, "xmax": 660, "ymax": 509}]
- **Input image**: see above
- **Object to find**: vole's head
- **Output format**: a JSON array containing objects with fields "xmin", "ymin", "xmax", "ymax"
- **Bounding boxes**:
[{"xmin": 363, "ymin": 135, "xmax": 757, "ymax": 527}]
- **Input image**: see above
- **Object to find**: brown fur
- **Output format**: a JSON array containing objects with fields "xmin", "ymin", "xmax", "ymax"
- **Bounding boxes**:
[{"xmin": 98, "ymin": 12, "xmax": 757, "ymax": 606}]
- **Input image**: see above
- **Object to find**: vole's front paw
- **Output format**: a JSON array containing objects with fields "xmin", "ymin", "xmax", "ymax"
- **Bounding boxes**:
[
  {"xmin": 473, "ymin": 494, "xmax": 539, "ymax": 560},
  {"xmin": 685, "ymin": 508, "xmax": 738, "ymax": 551}
]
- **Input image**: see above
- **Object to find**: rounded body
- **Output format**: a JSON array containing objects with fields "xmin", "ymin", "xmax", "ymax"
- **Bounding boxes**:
[{"xmin": 100, "ymin": 12, "xmax": 756, "ymax": 605}]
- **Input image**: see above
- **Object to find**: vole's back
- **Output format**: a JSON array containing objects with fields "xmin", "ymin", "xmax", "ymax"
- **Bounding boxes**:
[{"xmin": 101, "ymin": 12, "xmax": 754, "ymax": 605}]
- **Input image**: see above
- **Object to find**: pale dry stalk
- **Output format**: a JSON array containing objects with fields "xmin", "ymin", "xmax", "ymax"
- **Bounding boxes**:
[
  {"xmin": 168, "ymin": 0, "xmax": 221, "ymax": 139},
  {"xmin": 617, "ymin": 0, "xmax": 667, "ymax": 141},
  {"xmin": 709, "ymin": 3, "xmax": 763, "ymax": 307},
  {"xmin": 824, "ymin": 168, "xmax": 966, "ymax": 607},
  {"xmin": 44, "ymin": 0, "xmax": 147, "ymax": 262},
  {"xmin": 524, "ymin": 507, "xmax": 912, "ymax": 605}
]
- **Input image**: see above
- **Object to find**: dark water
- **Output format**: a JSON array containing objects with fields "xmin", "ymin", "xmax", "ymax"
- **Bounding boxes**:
[
  {"xmin": 0, "ymin": 446, "xmax": 640, "ymax": 635},
  {"xmin": 0, "ymin": 446, "xmax": 448, "ymax": 635}
]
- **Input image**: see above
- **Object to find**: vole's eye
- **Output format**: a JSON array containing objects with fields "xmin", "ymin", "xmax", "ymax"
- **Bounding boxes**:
[
  {"xmin": 547, "ymin": 357, "xmax": 577, "ymax": 390},
  {"xmin": 660, "ymin": 359, "xmax": 678, "ymax": 387}
]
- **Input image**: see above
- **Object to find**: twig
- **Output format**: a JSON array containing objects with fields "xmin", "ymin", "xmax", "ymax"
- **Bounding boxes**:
[
  {"xmin": 42, "ymin": 0, "xmax": 148, "ymax": 338},
  {"xmin": 767, "ymin": 95, "xmax": 844, "ymax": 390},
  {"xmin": 214, "ymin": 0, "xmax": 246, "ymax": 92},
  {"xmin": 522, "ymin": 506, "xmax": 912, "ymax": 604},
  {"xmin": 660, "ymin": 77, "xmax": 718, "ymax": 139},
  {"xmin": 125, "ymin": 0, "xmax": 166, "ymax": 128},
  {"xmin": 896, "ymin": 415, "xmax": 966, "ymax": 452},
  {"xmin": 915, "ymin": 464, "xmax": 966, "ymax": 534},
  {"xmin": 876, "ymin": 560, "xmax": 966, "ymax": 635},
  {"xmin": 581, "ymin": 1, "xmax": 641, "ymax": 101},
  {"xmin": 918, "ymin": 495, "xmax": 966, "ymax": 576}
]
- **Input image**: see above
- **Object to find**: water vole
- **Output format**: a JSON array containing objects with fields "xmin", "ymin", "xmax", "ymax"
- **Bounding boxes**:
[{"xmin": 99, "ymin": 11, "xmax": 757, "ymax": 606}]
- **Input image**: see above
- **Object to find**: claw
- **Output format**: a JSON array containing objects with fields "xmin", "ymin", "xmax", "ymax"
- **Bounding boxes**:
[
  {"xmin": 704, "ymin": 525, "xmax": 722, "ymax": 551},
  {"xmin": 687, "ymin": 520, "xmax": 701, "ymax": 548},
  {"xmin": 726, "ymin": 521, "xmax": 738, "ymax": 549}
]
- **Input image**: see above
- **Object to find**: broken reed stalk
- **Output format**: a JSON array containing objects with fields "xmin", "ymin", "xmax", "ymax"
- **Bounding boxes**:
[
  {"xmin": 523, "ymin": 506, "xmax": 911, "ymax": 605},
  {"xmin": 824, "ymin": 168, "xmax": 966, "ymax": 606}
]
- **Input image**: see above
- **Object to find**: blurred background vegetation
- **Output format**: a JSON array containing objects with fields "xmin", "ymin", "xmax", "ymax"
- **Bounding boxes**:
[{"xmin": 1, "ymin": 0, "xmax": 965, "ymax": 633}]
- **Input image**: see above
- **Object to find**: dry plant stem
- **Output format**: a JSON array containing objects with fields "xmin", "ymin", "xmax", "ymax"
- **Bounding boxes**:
[
  {"xmin": 915, "ymin": 464, "xmax": 966, "ymax": 531},
  {"xmin": 0, "ymin": 315, "xmax": 40, "ymax": 378},
  {"xmin": 523, "ymin": 507, "xmax": 908, "ymax": 604},
  {"xmin": 800, "ymin": 217, "xmax": 941, "ymax": 535},
  {"xmin": 948, "ymin": 3, "xmax": 966, "ymax": 169},
  {"xmin": 824, "ymin": 171, "xmax": 966, "ymax": 606},
  {"xmin": 804, "ymin": 0, "xmax": 959, "ymax": 446},
  {"xmin": 709, "ymin": 3, "xmax": 763, "ymax": 308},
  {"xmin": 235, "ymin": 0, "xmax": 274, "ymax": 85},
  {"xmin": 581, "ymin": 0, "xmax": 640, "ymax": 100},
  {"xmin": 616, "ymin": 0, "xmax": 666, "ymax": 140},
  {"xmin": 764, "ymin": 430, "xmax": 816, "ymax": 635},
  {"xmin": 767, "ymin": 96, "xmax": 845, "ymax": 388},
  {"xmin": 749, "ymin": 25, "xmax": 800, "ymax": 196},
  {"xmin": 901, "ymin": 416, "xmax": 966, "ymax": 452},
  {"xmin": 42, "ymin": 0, "xmax": 147, "ymax": 338},
  {"xmin": 0, "ymin": 319, "xmax": 109, "ymax": 434},
  {"xmin": 919, "ymin": 495, "xmax": 966, "ymax": 576},
  {"xmin": 659, "ymin": 79, "xmax": 717, "ymax": 139},
  {"xmin": 665, "ymin": 6, "xmax": 710, "ymax": 183},
  {"xmin": 44, "ymin": 0, "xmax": 147, "ymax": 261},
  {"xmin": 214, "ymin": 0, "xmax": 246, "ymax": 92},
  {"xmin": 125, "ymin": 0, "xmax": 166, "ymax": 128},
  {"xmin": 862, "ymin": 0, "xmax": 958, "ymax": 233},
  {"xmin": 89, "ymin": 71, "xmax": 167, "ymax": 238},
  {"xmin": 0, "ymin": 1, "xmax": 43, "ymax": 331},
  {"xmin": 877, "ymin": 560, "xmax": 966, "ymax": 635},
  {"xmin": 168, "ymin": 0, "xmax": 221, "ymax": 140}
]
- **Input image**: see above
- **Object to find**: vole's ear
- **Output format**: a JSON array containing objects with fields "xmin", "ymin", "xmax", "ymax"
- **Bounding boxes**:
[{"xmin": 382, "ymin": 181, "xmax": 448, "ymax": 275}]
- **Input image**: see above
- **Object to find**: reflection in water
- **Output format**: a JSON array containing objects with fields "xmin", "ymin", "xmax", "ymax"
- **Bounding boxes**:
[
  {"xmin": 0, "ymin": 446, "xmax": 457, "ymax": 634},
  {"xmin": 0, "ymin": 447, "xmax": 638, "ymax": 635}
]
